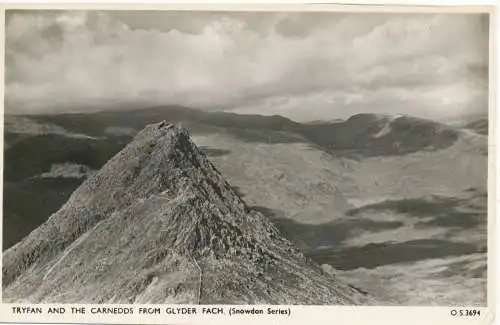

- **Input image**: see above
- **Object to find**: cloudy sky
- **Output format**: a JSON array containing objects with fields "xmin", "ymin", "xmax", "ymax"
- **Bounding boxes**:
[{"xmin": 5, "ymin": 10, "xmax": 489, "ymax": 122}]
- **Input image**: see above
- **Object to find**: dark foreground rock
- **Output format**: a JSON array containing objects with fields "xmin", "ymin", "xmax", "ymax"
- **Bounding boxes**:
[{"xmin": 3, "ymin": 122, "xmax": 373, "ymax": 304}]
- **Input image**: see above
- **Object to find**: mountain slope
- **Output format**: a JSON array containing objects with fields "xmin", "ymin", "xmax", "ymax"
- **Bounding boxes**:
[{"xmin": 3, "ymin": 122, "xmax": 371, "ymax": 304}]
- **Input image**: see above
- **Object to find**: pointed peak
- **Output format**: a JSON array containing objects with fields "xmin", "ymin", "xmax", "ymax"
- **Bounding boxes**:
[
  {"xmin": 130, "ymin": 122, "xmax": 201, "ymax": 163},
  {"xmin": 137, "ymin": 121, "xmax": 189, "ymax": 141},
  {"xmin": 3, "ymin": 120, "xmax": 375, "ymax": 305}
]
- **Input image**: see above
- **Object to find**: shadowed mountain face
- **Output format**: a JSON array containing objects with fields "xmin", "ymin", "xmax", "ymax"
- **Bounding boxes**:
[
  {"xmin": 3, "ymin": 123, "xmax": 372, "ymax": 304},
  {"xmin": 3, "ymin": 178, "xmax": 83, "ymax": 249},
  {"xmin": 4, "ymin": 135, "xmax": 128, "ymax": 181},
  {"xmin": 306, "ymin": 114, "xmax": 459, "ymax": 158}
]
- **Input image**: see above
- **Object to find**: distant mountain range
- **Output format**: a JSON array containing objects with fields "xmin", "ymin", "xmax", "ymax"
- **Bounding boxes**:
[{"xmin": 8, "ymin": 106, "xmax": 479, "ymax": 157}]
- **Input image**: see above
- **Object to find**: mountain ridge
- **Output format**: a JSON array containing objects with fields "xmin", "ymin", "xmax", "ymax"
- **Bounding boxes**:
[{"xmin": 10, "ymin": 107, "xmax": 466, "ymax": 157}]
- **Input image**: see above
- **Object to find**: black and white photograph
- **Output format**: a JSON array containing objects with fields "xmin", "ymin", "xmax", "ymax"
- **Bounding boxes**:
[{"xmin": 2, "ymin": 8, "xmax": 490, "ymax": 307}]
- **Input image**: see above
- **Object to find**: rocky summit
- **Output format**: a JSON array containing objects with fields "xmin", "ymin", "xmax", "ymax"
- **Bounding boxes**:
[{"xmin": 2, "ymin": 122, "xmax": 372, "ymax": 304}]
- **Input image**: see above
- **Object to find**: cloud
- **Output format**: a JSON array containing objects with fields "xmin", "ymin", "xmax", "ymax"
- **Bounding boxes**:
[{"xmin": 5, "ymin": 10, "xmax": 489, "ymax": 122}]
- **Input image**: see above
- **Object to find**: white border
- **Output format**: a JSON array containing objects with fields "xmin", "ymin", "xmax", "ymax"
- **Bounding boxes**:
[{"xmin": 0, "ymin": 2, "xmax": 496, "ymax": 325}]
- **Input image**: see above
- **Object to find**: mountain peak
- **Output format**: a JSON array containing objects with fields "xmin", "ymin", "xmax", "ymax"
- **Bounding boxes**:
[
  {"xmin": 137, "ymin": 120, "xmax": 183, "ymax": 144},
  {"xmin": 3, "ymin": 122, "xmax": 373, "ymax": 304}
]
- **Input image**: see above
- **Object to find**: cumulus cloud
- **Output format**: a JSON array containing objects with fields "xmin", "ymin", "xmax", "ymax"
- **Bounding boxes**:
[{"xmin": 5, "ymin": 10, "xmax": 489, "ymax": 122}]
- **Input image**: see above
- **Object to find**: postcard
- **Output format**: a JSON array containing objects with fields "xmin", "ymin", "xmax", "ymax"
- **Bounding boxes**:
[{"xmin": 0, "ymin": 2, "xmax": 495, "ymax": 324}]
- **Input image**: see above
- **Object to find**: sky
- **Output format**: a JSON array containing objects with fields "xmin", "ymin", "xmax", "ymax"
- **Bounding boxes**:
[{"xmin": 5, "ymin": 10, "xmax": 489, "ymax": 122}]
